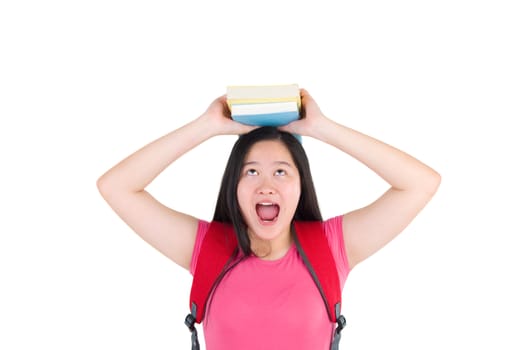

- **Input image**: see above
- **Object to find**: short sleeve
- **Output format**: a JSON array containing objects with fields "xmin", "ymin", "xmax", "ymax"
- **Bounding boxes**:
[
  {"xmin": 190, "ymin": 220, "xmax": 210, "ymax": 276},
  {"xmin": 323, "ymin": 215, "xmax": 351, "ymax": 289}
]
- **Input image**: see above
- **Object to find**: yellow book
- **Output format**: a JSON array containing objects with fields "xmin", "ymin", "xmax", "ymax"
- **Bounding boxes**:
[{"xmin": 226, "ymin": 84, "xmax": 301, "ymax": 109}]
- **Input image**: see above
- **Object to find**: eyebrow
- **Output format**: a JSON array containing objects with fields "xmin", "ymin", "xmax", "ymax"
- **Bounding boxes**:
[{"xmin": 243, "ymin": 160, "xmax": 294, "ymax": 167}]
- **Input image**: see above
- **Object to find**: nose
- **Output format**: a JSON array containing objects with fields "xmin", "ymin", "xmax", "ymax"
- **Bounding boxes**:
[{"xmin": 257, "ymin": 176, "xmax": 276, "ymax": 195}]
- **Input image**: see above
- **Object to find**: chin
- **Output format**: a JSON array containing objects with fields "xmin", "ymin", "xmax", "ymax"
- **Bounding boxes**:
[{"xmin": 249, "ymin": 217, "xmax": 290, "ymax": 240}]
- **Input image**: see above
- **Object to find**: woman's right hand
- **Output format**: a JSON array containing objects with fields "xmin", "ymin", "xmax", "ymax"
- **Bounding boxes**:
[{"xmin": 199, "ymin": 95, "xmax": 257, "ymax": 136}]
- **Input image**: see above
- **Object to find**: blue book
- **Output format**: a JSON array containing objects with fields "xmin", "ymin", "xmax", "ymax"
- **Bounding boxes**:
[
  {"xmin": 231, "ymin": 111, "xmax": 299, "ymax": 127},
  {"xmin": 230, "ymin": 101, "xmax": 300, "ymax": 127},
  {"xmin": 231, "ymin": 110, "xmax": 302, "ymax": 142}
]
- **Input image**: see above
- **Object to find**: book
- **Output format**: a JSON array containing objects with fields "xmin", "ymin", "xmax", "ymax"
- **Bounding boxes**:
[{"xmin": 226, "ymin": 84, "xmax": 301, "ymax": 127}]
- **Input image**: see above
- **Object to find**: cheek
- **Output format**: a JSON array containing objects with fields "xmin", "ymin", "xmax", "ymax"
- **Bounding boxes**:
[
  {"xmin": 282, "ymin": 182, "xmax": 302, "ymax": 206},
  {"xmin": 236, "ymin": 181, "xmax": 247, "ymax": 200},
  {"xmin": 236, "ymin": 183, "xmax": 252, "ymax": 212}
]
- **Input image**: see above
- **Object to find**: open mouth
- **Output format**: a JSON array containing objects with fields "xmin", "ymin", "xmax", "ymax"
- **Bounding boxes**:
[{"xmin": 256, "ymin": 202, "xmax": 280, "ymax": 222}]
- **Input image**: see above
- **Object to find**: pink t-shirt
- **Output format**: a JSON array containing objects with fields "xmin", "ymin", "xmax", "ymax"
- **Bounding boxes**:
[{"xmin": 190, "ymin": 216, "xmax": 350, "ymax": 350}]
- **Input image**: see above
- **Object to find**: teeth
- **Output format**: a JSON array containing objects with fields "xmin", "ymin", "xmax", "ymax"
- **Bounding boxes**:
[{"xmin": 258, "ymin": 202, "xmax": 274, "ymax": 206}]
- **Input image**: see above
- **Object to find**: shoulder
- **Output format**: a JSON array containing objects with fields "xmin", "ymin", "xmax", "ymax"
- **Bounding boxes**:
[
  {"xmin": 323, "ymin": 216, "xmax": 351, "ymax": 279},
  {"xmin": 323, "ymin": 215, "xmax": 343, "ymax": 239},
  {"xmin": 295, "ymin": 216, "xmax": 350, "ymax": 278},
  {"xmin": 190, "ymin": 220, "xmax": 210, "ymax": 275},
  {"xmin": 190, "ymin": 220, "xmax": 237, "ymax": 275}
]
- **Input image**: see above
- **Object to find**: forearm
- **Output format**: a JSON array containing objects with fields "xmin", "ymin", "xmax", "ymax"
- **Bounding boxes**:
[
  {"xmin": 313, "ymin": 118, "xmax": 440, "ymax": 192},
  {"xmin": 97, "ymin": 116, "xmax": 215, "ymax": 193}
]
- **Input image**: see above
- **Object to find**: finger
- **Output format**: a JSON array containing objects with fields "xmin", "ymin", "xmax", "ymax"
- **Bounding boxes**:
[{"xmin": 300, "ymin": 89, "xmax": 313, "ymax": 102}]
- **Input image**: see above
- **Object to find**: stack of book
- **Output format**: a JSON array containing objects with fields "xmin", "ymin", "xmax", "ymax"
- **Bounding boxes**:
[{"xmin": 226, "ymin": 84, "xmax": 301, "ymax": 127}]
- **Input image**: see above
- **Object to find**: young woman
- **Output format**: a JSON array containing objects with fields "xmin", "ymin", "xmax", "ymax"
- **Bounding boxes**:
[{"xmin": 97, "ymin": 89, "xmax": 441, "ymax": 349}]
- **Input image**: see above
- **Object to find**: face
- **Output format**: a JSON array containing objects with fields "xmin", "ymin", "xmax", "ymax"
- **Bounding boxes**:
[{"xmin": 237, "ymin": 140, "xmax": 301, "ymax": 244}]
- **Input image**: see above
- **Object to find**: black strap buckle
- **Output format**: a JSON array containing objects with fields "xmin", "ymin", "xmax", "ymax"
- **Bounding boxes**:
[
  {"xmin": 185, "ymin": 313, "xmax": 196, "ymax": 331},
  {"xmin": 336, "ymin": 314, "xmax": 347, "ymax": 333},
  {"xmin": 185, "ymin": 304, "xmax": 200, "ymax": 350},
  {"xmin": 330, "ymin": 314, "xmax": 347, "ymax": 350}
]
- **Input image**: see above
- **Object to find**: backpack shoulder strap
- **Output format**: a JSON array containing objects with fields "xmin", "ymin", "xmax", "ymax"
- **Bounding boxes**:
[
  {"xmin": 185, "ymin": 221, "xmax": 238, "ymax": 349},
  {"xmin": 188, "ymin": 221, "xmax": 237, "ymax": 323},
  {"xmin": 293, "ymin": 220, "xmax": 342, "ymax": 322},
  {"xmin": 293, "ymin": 221, "xmax": 347, "ymax": 349}
]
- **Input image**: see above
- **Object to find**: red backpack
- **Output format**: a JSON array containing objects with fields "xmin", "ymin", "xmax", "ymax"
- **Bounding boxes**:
[{"xmin": 184, "ymin": 220, "xmax": 347, "ymax": 350}]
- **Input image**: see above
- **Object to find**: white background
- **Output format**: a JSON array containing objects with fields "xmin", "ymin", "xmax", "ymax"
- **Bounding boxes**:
[{"xmin": 1, "ymin": 0, "xmax": 526, "ymax": 349}]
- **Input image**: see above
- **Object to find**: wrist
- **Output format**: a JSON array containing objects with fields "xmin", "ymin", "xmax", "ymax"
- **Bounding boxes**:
[
  {"xmin": 308, "ymin": 115, "xmax": 337, "ymax": 141},
  {"xmin": 199, "ymin": 112, "xmax": 228, "ymax": 136}
]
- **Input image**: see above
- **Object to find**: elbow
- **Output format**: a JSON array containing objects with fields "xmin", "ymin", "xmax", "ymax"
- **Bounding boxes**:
[
  {"xmin": 424, "ymin": 169, "xmax": 441, "ymax": 196},
  {"xmin": 96, "ymin": 172, "xmax": 141, "ymax": 200},
  {"xmin": 96, "ymin": 173, "xmax": 113, "ymax": 198}
]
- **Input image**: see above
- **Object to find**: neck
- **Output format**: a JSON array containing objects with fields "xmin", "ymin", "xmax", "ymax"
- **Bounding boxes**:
[{"xmin": 249, "ymin": 228, "xmax": 293, "ymax": 260}]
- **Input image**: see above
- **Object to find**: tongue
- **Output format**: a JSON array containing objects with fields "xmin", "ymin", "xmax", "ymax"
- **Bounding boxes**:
[{"xmin": 256, "ymin": 204, "xmax": 279, "ymax": 221}]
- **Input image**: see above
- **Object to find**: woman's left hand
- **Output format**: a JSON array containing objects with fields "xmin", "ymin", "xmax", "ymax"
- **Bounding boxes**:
[{"xmin": 278, "ymin": 88, "xmax": 331, "ymax": 138}]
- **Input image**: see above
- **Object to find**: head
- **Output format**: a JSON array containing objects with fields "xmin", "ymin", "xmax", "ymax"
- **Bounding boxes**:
[{"xmin": 213, "ymin": 127, "xmax": 322, "ymax": 256}]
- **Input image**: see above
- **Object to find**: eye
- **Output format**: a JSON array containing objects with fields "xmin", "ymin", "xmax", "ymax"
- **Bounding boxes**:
[
  {"xmin": 274, "ymin": 169, "xmax": 286, "ymax": 176},
  {"xmin": 246, "ymin": 168, "xmax": 259, "ymax": 176}
]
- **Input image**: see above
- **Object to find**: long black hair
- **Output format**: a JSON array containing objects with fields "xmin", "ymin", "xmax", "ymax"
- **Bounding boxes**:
[{"xmin": 213, "ymin": 126, "xmax": 322, "ymax": 256}]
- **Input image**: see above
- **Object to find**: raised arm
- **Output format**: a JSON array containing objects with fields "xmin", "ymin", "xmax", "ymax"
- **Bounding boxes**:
[
  {"xmin": 97, "ymin": 96, "xmax": 255, "ymax": 271},
  {"xmin": 280, "ymin": 89, "xmax": 441, "ymax": 269}
]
